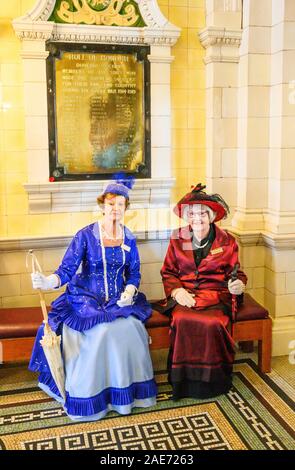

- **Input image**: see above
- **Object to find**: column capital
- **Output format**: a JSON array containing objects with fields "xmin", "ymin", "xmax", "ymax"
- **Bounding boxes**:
[{"xmin": 199, "ymin": 26, "xmax": 242, "ymax": 63}]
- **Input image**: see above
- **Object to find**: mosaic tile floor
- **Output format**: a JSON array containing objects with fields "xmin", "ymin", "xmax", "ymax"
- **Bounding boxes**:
[{"xmin": 0, "ymin": 356, "xmax": 294, "ymax": 450}]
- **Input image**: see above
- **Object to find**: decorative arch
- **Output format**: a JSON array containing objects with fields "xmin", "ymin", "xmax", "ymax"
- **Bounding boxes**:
[
  {"xmin": 14, "ymin": 0, "xmax": 179, "ymax": 44},
  {"xmin": 49, "ymin": 1, "xmax": 146, "ymax": 27}
]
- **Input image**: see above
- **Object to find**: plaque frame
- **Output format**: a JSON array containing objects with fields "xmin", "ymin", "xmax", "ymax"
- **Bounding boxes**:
[{"xmin": 46, "ymin": 41, "xmax": 151, "ymax": 181}]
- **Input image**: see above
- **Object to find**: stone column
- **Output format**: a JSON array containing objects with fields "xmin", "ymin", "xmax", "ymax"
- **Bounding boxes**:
[
  {"xmin": 199, "ymin": 0, "xmax": 242, "ymax": 225},
  {"xmin": 267, "ymin": 0, "xmax": 295, "ymax": 235},
  {"xmin": 264, "ymin": 0, "xmax": 295, "ymax": 355},
  {"xmin": 231, "ymin": 0, "xmax": 271, "ymax": 231}
]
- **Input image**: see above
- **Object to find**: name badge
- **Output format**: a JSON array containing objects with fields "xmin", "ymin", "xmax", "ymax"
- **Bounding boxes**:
[
  {"xmin": 210, "ymin": 247, "xmax": 223, "ymax": 255},
  {"xmin": 121, "ymin": 243, "xmax": 131, "ymax": 252}
]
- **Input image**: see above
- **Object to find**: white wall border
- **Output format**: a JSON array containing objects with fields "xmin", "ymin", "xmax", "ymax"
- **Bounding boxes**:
[{"xmin": 23, "ymin": 177, "xmax": 175, "ymax": 213}]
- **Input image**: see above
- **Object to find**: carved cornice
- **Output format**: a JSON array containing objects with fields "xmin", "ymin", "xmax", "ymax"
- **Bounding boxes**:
[
  {"xmin": 13, "ymin": 21, "xmax": 54, "ymax": 41},
  {"xmin": 15, "ymin": 30, "xmax": 53, "ymax": 41},
  {"xmin": 47, "ymin": 24, "xmax": 180, "ymax": 45},
  {"xmin": 199, "ymin": 27, "xmax": 242, "ymax": 48},
  {"xmin": 51, "ymin": 24, "xmax": 148, "ymax": 44},
  {"xmin": 199, "ymin": 26, "xmax": 242, "ymax": 63}
]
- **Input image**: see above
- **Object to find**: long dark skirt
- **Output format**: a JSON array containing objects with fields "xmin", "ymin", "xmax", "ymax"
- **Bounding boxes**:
[{"xmin": 168, "ymin": 304, "xmax": 235, "ymax": 399}]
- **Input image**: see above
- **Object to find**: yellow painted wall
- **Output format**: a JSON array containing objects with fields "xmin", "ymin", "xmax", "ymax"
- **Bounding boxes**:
[
  {"xmin": 159, "ymin": 0, "xmax": 206, "ymax": 204},
  {"xmin": 0, "ymin": 0, "xmax": 206, "ymax": 238}
]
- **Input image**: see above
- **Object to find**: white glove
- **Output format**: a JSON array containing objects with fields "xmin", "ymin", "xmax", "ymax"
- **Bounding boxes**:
[
  {"xmin": 117, "ymin": 285, "xmax": 137, "ymax": 307},
  {"xmin": 31, "ymin": 272, "xmax": 59, "ymax": 291},
  {"xmin": 228, "ymin": 279, "xmax": 245, "ymax": 295},
  {"xmin": 172, "ymin": 288, "xmax": 195, "ymax": 308}
]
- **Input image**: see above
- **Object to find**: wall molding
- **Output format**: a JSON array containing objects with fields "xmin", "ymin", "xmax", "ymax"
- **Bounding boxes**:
[
  {"xmin": 0, "ymin": 229, "xmax": 172, "ymax": 252},
  {"xmin": 2, "ymin": 225, "xmax": 295, "ymax": 252},
  {"xmin": 228, "ymin": 226, "xmax": 295, "ymax": 250},
  {"xmin": 23, "ymin": 178, "xmax": 176, "ymax": 213},
  {"xmin": 227, "ymin": 227, "xmax": 263, "ymax": 247},
  {"xmin": 261, "ymin": 232, "xmax": 295, "ymax": 251}
]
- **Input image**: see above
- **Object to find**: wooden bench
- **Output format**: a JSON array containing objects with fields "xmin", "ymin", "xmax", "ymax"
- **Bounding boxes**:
[{"xmin": 0, "ymin": 293, "xmax": 272, "ymax": 373}]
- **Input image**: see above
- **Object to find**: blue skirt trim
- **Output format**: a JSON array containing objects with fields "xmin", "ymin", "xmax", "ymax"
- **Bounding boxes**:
[
  {"xmin": 65, "ymin": 379, "xmax": 157, "ymax": 416},
  {"xmin": 38, "ymin": 372, "xmax": 157, "ymax": 417},
  {"xmin": 49, "ymin": 292, "xmax": 152, "ymax": 332},
  {"xmin": 38, "ymin": 372, "xmax": 63, "ymax": 399}
]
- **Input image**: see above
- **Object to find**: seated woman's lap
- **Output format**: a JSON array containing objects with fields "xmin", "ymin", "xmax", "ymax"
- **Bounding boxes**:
[
  {"xmin": 170, "ymin": 304, "xmax": 234, "ymax": 364},
  {"xmin": 62, "ymin": 316, "xmax": 152, "ymax": 397},
  {"xmin": 172, "ymin": 304, "xmax": 230, "ymax": 329}
]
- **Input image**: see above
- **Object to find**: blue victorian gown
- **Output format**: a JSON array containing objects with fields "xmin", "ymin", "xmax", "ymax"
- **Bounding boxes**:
[{"xmin": 29, "ymin": 222, "xmax": 157, "ymax": 421}]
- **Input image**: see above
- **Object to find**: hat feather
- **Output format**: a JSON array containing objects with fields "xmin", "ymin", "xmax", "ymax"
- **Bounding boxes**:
[{"xmin": 113, "ymin": 172, "xmax": 135, "ymax": 190}]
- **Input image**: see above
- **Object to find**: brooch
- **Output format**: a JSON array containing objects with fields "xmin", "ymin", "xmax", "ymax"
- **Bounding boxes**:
[
  {"xmin": 121, "ymin": 243, "xmax": 131, "ymax": 252},
  {"xmin": 210, "ymin": 247, "xmax": 223, "ymax": 255}
]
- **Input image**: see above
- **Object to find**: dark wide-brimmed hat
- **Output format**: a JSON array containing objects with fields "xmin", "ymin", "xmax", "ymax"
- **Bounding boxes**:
[{"xmin": 174, "ymin": 183, "xmax": 230, "ymax": 222}]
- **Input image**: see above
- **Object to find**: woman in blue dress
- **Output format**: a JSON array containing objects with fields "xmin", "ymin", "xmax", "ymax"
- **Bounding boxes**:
[{"xmin": 29, "ymin": 174, "xmax": 157, "ymax": 421}]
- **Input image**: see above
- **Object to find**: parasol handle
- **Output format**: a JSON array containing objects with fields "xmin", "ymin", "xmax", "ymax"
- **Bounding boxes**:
[
  {"xmin": 230, "ymin": 263, "xmax": 239, "ymax": 324},
  {"xmin": 27, "ymin": 250, "xmax": 48, "ymax": 324},
  {"xmin": 39, "ymin": 292, "xmax": 49, "ymax": 325}
]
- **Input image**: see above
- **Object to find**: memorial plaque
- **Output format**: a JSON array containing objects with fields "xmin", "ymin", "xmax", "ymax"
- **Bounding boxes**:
[{"xmin": 47, "ymin": 43, "xmax": 150, "ymax": 180}]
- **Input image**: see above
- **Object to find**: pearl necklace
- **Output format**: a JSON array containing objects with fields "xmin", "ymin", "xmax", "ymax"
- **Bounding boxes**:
[
  {"xmin": 101, "ymin": 224, "xmax": 122, "ymax": 240},
  {"xmin": 193, "ymin": 238, "xmax": 210, "ymax": 249}
]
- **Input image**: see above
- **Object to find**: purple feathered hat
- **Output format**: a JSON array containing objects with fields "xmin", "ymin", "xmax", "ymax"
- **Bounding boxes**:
[{"xmin": 101, "ymin": 172, "xmax": 135, "ymax": 199}]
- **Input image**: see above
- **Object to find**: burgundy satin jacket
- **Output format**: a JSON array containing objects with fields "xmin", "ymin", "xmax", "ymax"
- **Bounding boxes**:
[{"xmin": 161, "ymin": 225, "xmax": 247, "ymax": 309}]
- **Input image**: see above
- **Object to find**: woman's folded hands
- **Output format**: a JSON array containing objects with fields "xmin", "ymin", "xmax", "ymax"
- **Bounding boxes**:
[{"xmin": 171, "ymin": 287, "xmax": 195, "ymax": 308}]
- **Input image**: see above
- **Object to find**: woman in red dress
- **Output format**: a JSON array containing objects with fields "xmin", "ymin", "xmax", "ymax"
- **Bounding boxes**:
[{"xmin": 160, "ymin": 184, "xmax": 247, "ymax": 399}]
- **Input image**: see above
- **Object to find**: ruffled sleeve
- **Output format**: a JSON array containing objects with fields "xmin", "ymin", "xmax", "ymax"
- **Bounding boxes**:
[
  {"xmin": 54, "ymin": 229, "xmax": 87, "ymax": 286},
  {"xmin": 124, "ymin": 238, "xmax": 141, "ymax": 289}
]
